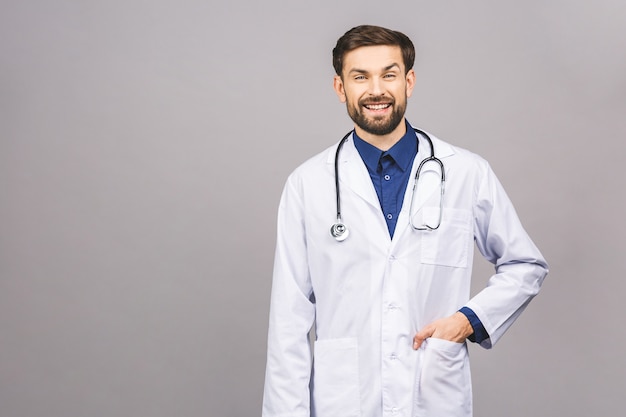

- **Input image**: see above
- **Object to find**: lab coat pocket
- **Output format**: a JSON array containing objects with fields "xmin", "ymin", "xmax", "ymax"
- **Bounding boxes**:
[
  {"xmin": 312, "ymin": 337, "xmax": 361, "ymax": 417},
  {"xmin": 412, "ymin": 338, "xmax": 472, "ymax": 417},
  {"xmin": 420, "ymin": 208, "xmax": 471, "ymax": 268}
]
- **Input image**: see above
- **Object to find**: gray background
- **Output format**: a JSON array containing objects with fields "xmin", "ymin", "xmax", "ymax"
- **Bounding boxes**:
[{"xmin": 1, "ymin": 1, "xmax": 625, "ymax": 416}]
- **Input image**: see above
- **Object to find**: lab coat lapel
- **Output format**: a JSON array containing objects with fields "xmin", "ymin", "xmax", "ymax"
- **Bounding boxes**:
[
  {"xmin": 395, "ymin": 134, "xmax": 455, "ymax": 240},
  {"xmin": 328, "ymin": 136, "xmax": 381, "ymax": 210}
]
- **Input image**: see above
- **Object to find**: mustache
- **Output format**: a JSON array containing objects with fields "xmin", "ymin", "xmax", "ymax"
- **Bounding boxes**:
[{"xmin": 359, "ymin": 96, "xmax": 394, "ymax": 106}]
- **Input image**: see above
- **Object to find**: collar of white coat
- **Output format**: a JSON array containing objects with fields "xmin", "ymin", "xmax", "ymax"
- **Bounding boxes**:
[
  {"xmin": 326, "ymin": 127, "xmax": 455, "ymax": 212},
  {"xmin": 326, "ymin": 128, "xmax": 455, "ymax": 165}
]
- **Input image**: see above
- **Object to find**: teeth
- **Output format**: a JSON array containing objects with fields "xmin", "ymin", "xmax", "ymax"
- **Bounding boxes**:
[{"xmin": 365, "ymin": 104, "xmax": 390, "ymax": 110}]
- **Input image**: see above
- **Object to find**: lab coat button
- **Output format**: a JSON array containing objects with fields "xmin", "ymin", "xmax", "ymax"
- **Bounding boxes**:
[
  {"xmin": 389, "ymin": 353, "xmax": 397, "ymax": 360},
  {"xmin": 391, "ymin": 407, "xmax": 399, "ymax": 414}
]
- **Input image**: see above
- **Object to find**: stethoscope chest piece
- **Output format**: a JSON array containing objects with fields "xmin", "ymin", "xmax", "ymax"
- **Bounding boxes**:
[{"xmin": 330, "ymin": 222, "xmax": 349, "ymax": 242}]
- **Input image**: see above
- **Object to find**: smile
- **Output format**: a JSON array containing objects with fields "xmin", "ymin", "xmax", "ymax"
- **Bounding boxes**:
[{"xmin": 364, "ymin": 103, "xmax": 391, "ymax": 110}]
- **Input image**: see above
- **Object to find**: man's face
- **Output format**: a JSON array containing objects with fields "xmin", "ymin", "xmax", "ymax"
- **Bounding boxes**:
[{"xmin": 333, "ymin": 45, "xmax": 415, "ymax": 138}]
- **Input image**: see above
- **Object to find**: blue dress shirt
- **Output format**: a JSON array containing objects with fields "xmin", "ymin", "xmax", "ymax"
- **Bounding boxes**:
[
  {"xmin": 352, "ymin": 122, "xmax": 417, "ymax": 238},
  {"xmin": 352, "ymin": 120, "xmax": 489, "ymax": 344}
]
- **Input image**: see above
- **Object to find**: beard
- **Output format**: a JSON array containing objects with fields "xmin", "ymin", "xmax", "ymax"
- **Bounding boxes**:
[{"xmin": 346, "ymin": 95, "xmax": 406, "ymax": 136}]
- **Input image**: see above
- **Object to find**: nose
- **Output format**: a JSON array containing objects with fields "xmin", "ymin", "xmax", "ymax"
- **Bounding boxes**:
[{"xmin": 368, "ymin": 77, "xmax": 384, "ymax": 96}]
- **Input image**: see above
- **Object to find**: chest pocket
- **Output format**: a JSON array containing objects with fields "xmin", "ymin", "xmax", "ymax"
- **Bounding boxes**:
[{"xmin": 420, "ymin": 208, "xmax": 472, "ymax": 268}]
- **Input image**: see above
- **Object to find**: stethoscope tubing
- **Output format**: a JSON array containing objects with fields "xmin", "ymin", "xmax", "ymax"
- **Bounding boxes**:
[
  {"xmin": 331, "ymin": 127, "xmax": 444, "ymax": 241},
  {"xmin": 333, "ymin": 131, "xmax": 352, "ymax": 223}
]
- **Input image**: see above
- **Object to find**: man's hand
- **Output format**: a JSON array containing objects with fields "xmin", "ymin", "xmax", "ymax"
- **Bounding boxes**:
[{"xmin": 412, "ymin": 312, "xmax": 474, "ymax": 350}]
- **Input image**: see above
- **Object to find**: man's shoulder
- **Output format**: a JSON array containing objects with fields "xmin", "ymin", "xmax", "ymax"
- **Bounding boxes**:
[
  {"xmin": 427, "ymin": 132, "xmax": 488, "ymax": 166},
  {"xmin": 288, "ymin": 142, "xmax": 337, "ymax": 179}
]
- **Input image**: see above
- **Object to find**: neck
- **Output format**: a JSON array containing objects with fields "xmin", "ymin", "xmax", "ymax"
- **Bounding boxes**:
[{"xmin": 354, "ymin": 121, "xmax": 407, "ymax": 151}]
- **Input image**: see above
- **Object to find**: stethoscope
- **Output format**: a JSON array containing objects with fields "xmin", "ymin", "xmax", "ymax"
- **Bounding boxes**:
[{"xmin": 330, "ymin": 127, "xmax": 445, "ymax": 242}]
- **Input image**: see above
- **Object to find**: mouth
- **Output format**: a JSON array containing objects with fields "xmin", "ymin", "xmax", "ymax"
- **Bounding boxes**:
[{"xmin": 363, "ymin": 103, "xmax": 392, "ymax": 111}]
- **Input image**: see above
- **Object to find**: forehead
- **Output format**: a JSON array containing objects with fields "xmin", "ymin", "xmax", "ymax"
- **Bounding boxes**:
[{"xmin": 342, "ymin": 45, "xmax": 405, "ymax": 74}]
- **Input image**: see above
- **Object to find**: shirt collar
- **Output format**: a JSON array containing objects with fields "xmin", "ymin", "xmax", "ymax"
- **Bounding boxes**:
[{"xmin": 353, "ymin": 120, "xmax": 418, "ymax": 173}]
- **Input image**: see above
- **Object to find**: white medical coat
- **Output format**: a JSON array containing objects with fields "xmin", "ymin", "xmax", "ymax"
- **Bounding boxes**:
[{"xmin": 262, "ymin": 131, "xmax": 548, "ymax": 417}]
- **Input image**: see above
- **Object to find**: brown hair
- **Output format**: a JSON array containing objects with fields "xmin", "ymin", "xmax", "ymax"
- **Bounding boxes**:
[{"xmin": 332, "ymin": 25, "xmax": 415, "ymax": 76}]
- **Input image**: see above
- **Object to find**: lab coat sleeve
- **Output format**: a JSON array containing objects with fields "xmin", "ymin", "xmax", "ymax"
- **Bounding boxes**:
[
  {"xmin": 262, "ymin": 173, "xmax": 316, "ymax": 417},
  {"xmin": 465, "ymin": 161, "xmax": 548, "ymax": 349}
]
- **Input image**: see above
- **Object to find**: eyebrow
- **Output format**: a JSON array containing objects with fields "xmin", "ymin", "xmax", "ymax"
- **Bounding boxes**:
[{"xmin": 347, "ymin": 63, "xmax": 402, "ymax": 75}]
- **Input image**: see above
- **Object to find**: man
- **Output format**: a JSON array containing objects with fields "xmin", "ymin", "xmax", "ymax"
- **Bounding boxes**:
[{"xmin": 262, "ymin": 25, "xmax": 548, "ymax": 417}]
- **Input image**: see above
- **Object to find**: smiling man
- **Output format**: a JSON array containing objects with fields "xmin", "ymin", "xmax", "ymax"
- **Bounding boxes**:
[
  {"xmin": 334, "ymin": 44, "xmax": 413, "ymax": 146},
  {"xmin": 262, "ymin": 25, "xmax": 548, "ymax": 417}
]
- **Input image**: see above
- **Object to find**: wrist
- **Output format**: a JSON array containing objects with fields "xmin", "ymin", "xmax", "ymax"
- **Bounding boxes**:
[{"xmin": 454, "ymin": 311, "xmax": 474, "ymax": 339}]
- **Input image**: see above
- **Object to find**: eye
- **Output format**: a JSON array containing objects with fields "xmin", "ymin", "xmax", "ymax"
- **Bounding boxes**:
[
  {"xmin": 354, "ymin": 75, "xmax": 366, "ymax": 81},
  {"xmin": 383, "ymin": 73, "xmax": 397, "ymax": 79}
]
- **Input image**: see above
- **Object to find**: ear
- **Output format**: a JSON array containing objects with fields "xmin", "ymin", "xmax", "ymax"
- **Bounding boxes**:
[
  {"xmin": 405, "ymin": 69, "xmax": 416, "ymax": 98},
  {"xmin": 333, "ymin": 75, "xmax": 347, "ymax": 103}
]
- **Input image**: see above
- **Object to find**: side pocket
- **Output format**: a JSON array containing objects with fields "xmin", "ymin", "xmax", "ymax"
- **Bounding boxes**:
[
  {"xmin": 412, "ymin": 338, "xmax": 472, "ymax": 417},
  {"xmin": 312, "ymin": 338, "xmax": 361, "ymax": 417},
  {"xmin": 420, "ymin": 208, "xmax": 472, "ymax": 268}
]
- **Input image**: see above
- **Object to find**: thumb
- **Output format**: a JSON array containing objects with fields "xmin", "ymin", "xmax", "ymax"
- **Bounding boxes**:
[{"xmin": 413, "ymin": 325, "xmax": 434, "ymax": 350}]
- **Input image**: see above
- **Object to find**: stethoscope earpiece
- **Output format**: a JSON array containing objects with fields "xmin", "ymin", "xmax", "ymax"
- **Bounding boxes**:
[{"xmin": 330, "ymin": 222, "xmax": 349, "ymax": 242}]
